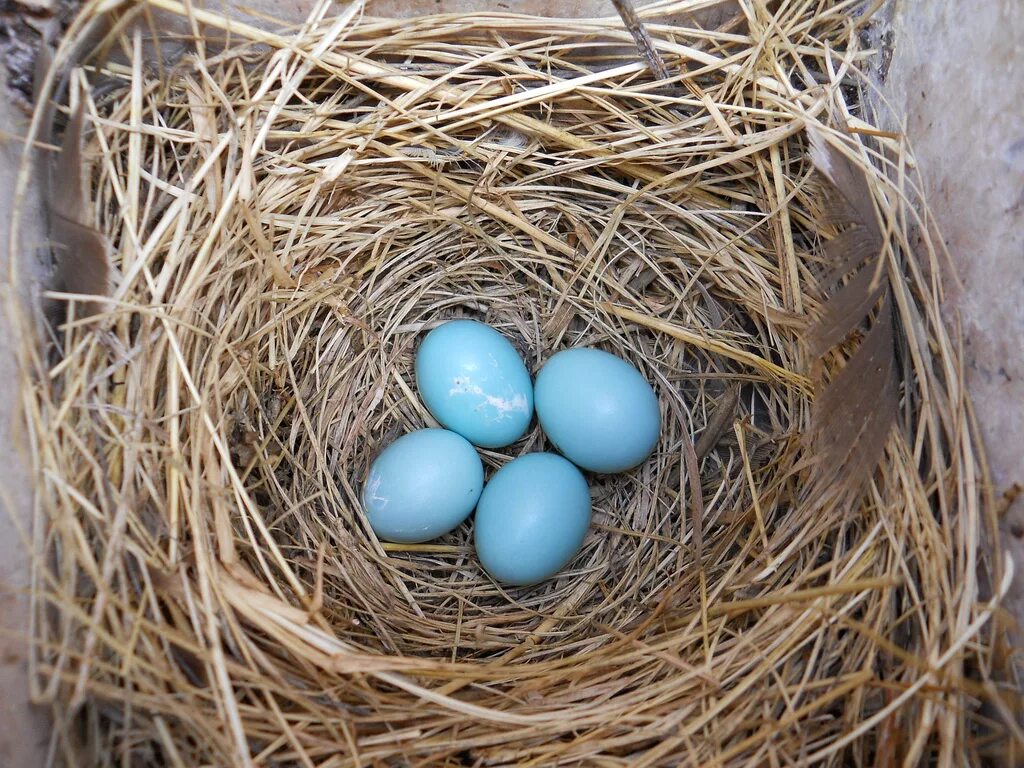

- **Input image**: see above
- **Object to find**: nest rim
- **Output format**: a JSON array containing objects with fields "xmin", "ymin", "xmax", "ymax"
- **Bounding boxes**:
[{"xmin": 10, "ymin": 1, "xmax": 1012, "ymax": 765}]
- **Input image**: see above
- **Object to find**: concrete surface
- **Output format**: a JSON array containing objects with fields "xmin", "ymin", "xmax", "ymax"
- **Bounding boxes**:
[
  {"xmin": 0, "ymin": 69, "xmax": 51, "ymax": 768},
  {"xmin": 870, "ymin": 0, "xmax": 1024, "ymax": 659},
  {"xmin": 0, "ymin": 0, "xmax": 1020, "ymax": 765}
]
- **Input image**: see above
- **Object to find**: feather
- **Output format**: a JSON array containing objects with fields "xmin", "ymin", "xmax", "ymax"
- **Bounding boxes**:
[
  {"xmin": 808, "ymin": 261, "xmax": 885, "ymax": 356},
  {"xmin": 45, "ymin": 87, "xmax": 110, "ymax": 320},
  {"xmin": 35, "ymin": 32, "xmax": 111, "ymax": 321},
  {"xmin": 804, "ymin": 126, "xmax": 899, "ymax": 500},
  {"xmin": 695, "ymin": 383, "xmax": 741, "ymax": 461},
  {"xmin": 808, "ymin": 131, "xmax": 880, "ymax": 233},
  {"xmin": 810, "ymin": 300, "xmax": 898, "ymax": 483}
]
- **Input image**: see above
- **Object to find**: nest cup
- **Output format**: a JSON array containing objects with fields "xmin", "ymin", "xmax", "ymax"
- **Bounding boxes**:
[{"xmin": 16, "ymin": 2, "xmax": 1010, "ymax": 765}]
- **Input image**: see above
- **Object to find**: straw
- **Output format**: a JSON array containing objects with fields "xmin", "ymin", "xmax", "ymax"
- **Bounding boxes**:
[{"xmin": 11, "ymin": 0, "xmax": 1016, "ymax": 764}]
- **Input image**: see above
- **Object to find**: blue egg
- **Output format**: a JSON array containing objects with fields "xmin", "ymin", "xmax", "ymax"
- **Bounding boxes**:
[
  {"xmin": 534, "ymin": 348, "xmax": 660, "ymax": 473},
  {"xmin": 474, "ymin": 453, "xmax": 591, "ymax": 585},
  {"xmin": 362, "ymin": 429, "xmax": 484, "ymax": 543},
  {"xmin": 415, "ymin": 320, "xmax": 534, "ymax": 449}
]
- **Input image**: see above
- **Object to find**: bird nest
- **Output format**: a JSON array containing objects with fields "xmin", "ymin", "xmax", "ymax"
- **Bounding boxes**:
[{"xmin": 14, "ymin": 1, "xmax": 1011, "ymax": 765}]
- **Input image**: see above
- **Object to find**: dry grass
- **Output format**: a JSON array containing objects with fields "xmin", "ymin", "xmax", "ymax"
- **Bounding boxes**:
[{"xmin": 8, "ymin": 0, "xmax": 1018, "ymax": 765}]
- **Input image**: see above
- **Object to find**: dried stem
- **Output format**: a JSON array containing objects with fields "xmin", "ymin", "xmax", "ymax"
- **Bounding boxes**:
[{"xmin": 7, "ymin": 0, "xmax": 1011, "ymax": 765}]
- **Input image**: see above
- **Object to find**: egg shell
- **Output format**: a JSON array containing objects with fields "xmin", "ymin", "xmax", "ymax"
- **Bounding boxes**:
[
  {"xmin": 415, "ymin": 320, "xmax": 533, "ymax": 449},
  {"xmin": 474, "ymin": 453, "xmax": 591, "ymax": 586},
  {"xmin": 534, "ymin": 347, "xmax": 660, "ymax": 473},
  {"xmin": 362, "ymin": 429, "xmax": 484, "ymax": 544}
]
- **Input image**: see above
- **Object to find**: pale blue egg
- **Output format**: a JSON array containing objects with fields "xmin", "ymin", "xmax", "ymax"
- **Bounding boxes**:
[
  {"xmin": 415, "ymin": 320, "xmax": 534, "ymax": 449},
  {"xmin": 474, "ymin": 453, "xmax": 591, "ymax": 585},
  {"xmin": 362, "ymin": 429, "xmax": 484, "ymax": 543},
  {"xmin": 534, "ymin": 348, "xmax": 660, "ymax": 473}
]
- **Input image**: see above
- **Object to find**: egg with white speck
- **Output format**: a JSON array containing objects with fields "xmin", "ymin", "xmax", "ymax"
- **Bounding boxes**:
[
  {"xmin": 415, "ymin": 320, "xmax": 534, "ymax": 449},
  {"xmin": 361, "ymin": 429, "xmax": 484, "ymax": 544}
]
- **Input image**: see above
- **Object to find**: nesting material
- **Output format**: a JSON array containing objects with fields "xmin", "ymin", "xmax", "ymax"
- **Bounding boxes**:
[{"xmin": 16, "ymin": 0, "xmax": 1014, "ymax": 765}]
